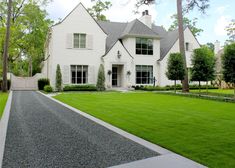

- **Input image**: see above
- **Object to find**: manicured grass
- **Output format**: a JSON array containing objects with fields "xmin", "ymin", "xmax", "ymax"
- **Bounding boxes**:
[
  {"xmin": 191, "ymin": 89, "xmax": 234, "ymax": 95},
  {"xmin": 190, "ymin": 89, "xmax": 235, "ymax": 98},
  {"xmin": 54, "ymin": 92, "xmax": 235, "ymax": 168},
  {"xmin": 0, "ymin": 92, "xmax": 8, "ymax": 118}
]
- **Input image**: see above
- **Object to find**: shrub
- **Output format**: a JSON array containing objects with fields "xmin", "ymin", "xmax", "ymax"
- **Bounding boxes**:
[
  {"xmin": 44, "ymin": 85, "xmax": 53, "ymax": 93},
  {"xmin": 38, "ymin": 78, "xmax": 50, "ymax": 90},
  {"xmin": 0, "ymin": 79, "xmax": 11, "ymax": 90},
  {"xmin": 56, "ymin": 64, "xmax": 62, "ymax": 91},
  {"xmin": 96, "ymin": 64, "xmax": 105, "ymax": 91},
  {"xmin": 63, "ymin": 85, "xmax": 97, "ymax": 91},
  {"xmin": 132, "ymin": 85, "xmax": 218, "ymax": 91}
]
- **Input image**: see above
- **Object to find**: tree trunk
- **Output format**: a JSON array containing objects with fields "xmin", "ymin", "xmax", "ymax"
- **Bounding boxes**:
[
  {"xmin": 206, "ymin": 81, "xmax": 208, "ymax": 95},
  {"xmin": 234, "ymin": 83, "xmax": 235, "ymax": 99},
  {"xmin": 174, "ymin": 80, "xmax": 176, "ymax": 93},
  {"xmin": 28, "ymin": 57, "xmax": 33, "ymax": 77},
  {"xmin": 199, "ymin": 81, "xmax": 201, "ymax": 95},
  {"xmin": 177, "ymin": 0, "xmax": 189, "ymax": 93},
  {"xmin": 2, "ymin": 0, "xmax": 12, "ymax": 92}
]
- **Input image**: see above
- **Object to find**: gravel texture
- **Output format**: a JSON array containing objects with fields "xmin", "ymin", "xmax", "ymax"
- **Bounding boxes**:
[{"xmin": 2, "ymin": 91, "xmax": 158, "ymax": 168}]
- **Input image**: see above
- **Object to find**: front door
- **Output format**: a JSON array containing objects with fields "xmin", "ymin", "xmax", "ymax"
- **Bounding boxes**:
[{"xmin": 112, "ymin": 67, "xmax": 118, "ymax": 86}]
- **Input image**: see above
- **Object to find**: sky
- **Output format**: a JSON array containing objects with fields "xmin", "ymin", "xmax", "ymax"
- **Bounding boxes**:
[{"xmin": 46, "ymin": 0, "xmax": 235, "ymax": 46}]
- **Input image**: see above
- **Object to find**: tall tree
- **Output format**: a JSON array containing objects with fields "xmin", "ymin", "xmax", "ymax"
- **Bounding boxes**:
[
  {"xmin": 0, "ymin": 0, "xmax": 52, "ymax": 77},
  {"xmin": 168, "ymin": 14, "xmax": 203, "ymax": 37},
  {"xmin": 166, "ymin": 53, "xmax": 185, "ymax": 93},
  {"xmin": 226, "ymin": 19, "xmax": 235, "ymax": 44},
  {"xmin": 205, "ymin": 42, "xmax": 214, "ymax": 52},
  {"xmin": 2, "ymin": 0, "xmax": 12, "ymax": 92},
  {"xmin": 135, "ymin": 0, "xmax": 210, "ymax": 92},
  {"xmin": 88, "ymin": 0, "xmax": 112, "ymax": 21},
  {"xmin": 191, "ymin": 46, "xmax": 216, "ymax": 93},
  {"xmin": 222, "ymin": 43, "xmax": 235, "ymax": 97}
]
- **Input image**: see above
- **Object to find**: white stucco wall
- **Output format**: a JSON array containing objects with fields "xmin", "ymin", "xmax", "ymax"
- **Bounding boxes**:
[
  {"xmin": 103, "ymin": 41, "xmax": 134, "ymax": 88},
  {"xmin": 44, "ymin": 4, "xmax": 107, "ymax": 88},
  {"xmin": 122, "ymin": 37, "xmax": 160, "ymax": 86},
  {"xmin": 158, "ymin": 27, "xmax": 201, "ymax": 86}
]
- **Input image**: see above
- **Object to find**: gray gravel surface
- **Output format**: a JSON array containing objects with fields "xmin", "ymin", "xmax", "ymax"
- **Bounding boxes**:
[{"xmin": 2, "ymin": 91, "xmax": 158, "ymax": 168}]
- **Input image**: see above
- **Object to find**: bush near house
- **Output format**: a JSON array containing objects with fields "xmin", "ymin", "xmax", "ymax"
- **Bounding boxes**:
[
  {"xmin": 63, "ymin": 85, "xmax": 97, "ymax": 91},
  {"xmin": 132, "ymin": 85, "xmax": 218, "ymax": 91},
  {"xmin": 0, "ymin": 79, "xmax": 11, "ymax": 90},
  {"xmin": 38, "ymin": 78, "xmax": 50, "ymax": 90},
  {"xmin": 43, "ymin": 85, "xmax": 53, "ymax": 93}
]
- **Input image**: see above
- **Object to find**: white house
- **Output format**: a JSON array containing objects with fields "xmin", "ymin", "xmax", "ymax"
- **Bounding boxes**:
[{"xmin": 42, "ymin": 3, "xmax": 200, "ymax": 89}]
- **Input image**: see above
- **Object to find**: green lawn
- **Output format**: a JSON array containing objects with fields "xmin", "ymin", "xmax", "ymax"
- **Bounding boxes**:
[
  {"xmin": 54, "ymin": 92, "xmax": 235, "ymax": 168},
  {"xmin": 190, "ymin": 89, "xmax": 234, "ymax": 97},
  {"xmin": 0, "ymin": 92, "xmax": 8, "ymax": 118}
]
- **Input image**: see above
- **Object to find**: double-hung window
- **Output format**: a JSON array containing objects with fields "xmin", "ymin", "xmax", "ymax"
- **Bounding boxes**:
[
  {"xmin": 74, "ymin": 33, "xmax": 86, "ymax": 48},
  {"xmin": 136, "ymin": 38, "xmax": 153, "ymax": 55},
  {"xmin": 71, "ymin": 65, "xmax": 88, "ymax": 84},
  {"xmin": 136, "ymin": 65, "xmax": 153, "ymax": 84}
]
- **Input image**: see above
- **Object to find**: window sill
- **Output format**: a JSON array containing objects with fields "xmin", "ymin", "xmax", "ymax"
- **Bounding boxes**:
[{"xmin": 67, "ymin": 48, "xmax": 92, "ymax": 50}]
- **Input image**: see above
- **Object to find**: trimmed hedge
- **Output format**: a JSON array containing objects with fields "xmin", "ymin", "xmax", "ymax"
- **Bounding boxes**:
[
  {"xmin": 132, "ymin": 84, "xmax": 219, "ymax": 91},
  {"xmin": 0, "ymin": 79, "xmax": 11, "ymax": 90},
  {"xmin": 38, "ymin": 78, "xmax": 50, "ymax": 90},
  {"xmin": 44, "ymin": 85, "xmax": 53, "ymax": 93},
  {"xmin": 63, "ymin": 85, "xmax": 97, "ymax": 91}
]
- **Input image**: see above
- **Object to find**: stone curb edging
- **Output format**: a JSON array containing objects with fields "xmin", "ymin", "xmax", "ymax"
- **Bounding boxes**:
[
  {"xmin": 37, "ymin": 91, "xmax": 206, "ymax": 168},
  {"xmin": 0, "ymin": 91, "xmax": 13, "ymax": 168}
]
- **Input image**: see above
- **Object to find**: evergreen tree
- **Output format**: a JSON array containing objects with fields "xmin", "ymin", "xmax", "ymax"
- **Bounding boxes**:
[
  {"xmin": 56, "ymin": 64, "xmax": 62, "ymax": 92},
  {"xmin": 166, "ymin": 53, "xmax": 185, "ymax": 93},
  {"xmin": 222, "ymin": 43, "xmax": 235, "ymax": 97},
  {"xmin": 191, "ymin": 47, "xmax": 216, "ymax": 93},
  {"xmin": 96, "ymin": 64, "xmax": 105, "ymax": 91}
]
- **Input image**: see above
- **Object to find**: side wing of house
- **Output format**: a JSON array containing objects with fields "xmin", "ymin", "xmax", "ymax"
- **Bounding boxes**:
[
  {"xmin": 44, "ymin": 3, "xmax": 107, "ymax": 88},
  {"xmin": 158, "ymin": 27, "xmax": 201, "ymax": 86}
]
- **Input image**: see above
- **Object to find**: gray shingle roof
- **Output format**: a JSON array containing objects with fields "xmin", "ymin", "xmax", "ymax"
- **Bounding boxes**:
[
  {"xmin": 97, "ymin": 20, "xmax": 182, "ymax": 60},
  {"xmin": 121, "ymin": 19, "xmax": 159, "ymax": 38}
]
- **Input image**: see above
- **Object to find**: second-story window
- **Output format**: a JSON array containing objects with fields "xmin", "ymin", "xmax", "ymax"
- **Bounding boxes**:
[
  {"xmin": 74, "ymin": 33, "xmax": 86, "ymax": 48},
  {"xmin": 136, "ymin": 38, "xmax": 153, "ymax": 55},
  {"xmin": 186, "ymin": 42, "xmax": 189, "ymax": 51}
]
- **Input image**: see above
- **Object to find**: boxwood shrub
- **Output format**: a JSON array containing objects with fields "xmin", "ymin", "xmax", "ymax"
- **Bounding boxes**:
[
  {"xmin": 38, "ymin": 78, "xmax": 50, "ymax": 90},
  {"xmin": 63, "ymin": 84, "xmax": 97, "ymax": 91},
  {"xmin": 132, "ymin": 84, "xmax": 218, "ymax": 91},
  {"xmin": 44, "ymin": 85, "xmax": 53, "ymax": 93}
]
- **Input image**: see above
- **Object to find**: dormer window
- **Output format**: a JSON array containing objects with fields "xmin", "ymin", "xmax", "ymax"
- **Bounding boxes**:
[
  {"xmin": 74, "ymin": 33, "xmax": 86, "ymax": 48},
  {"xmin": 136, "ymin": 38, "xmax": 153, "ymax": 55}
]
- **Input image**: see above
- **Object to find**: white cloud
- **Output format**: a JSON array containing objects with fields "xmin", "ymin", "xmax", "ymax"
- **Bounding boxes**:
[
  {"xmin": 216, "ymin": 5, "xmax": 229, "ymax": 15},
  {"xmin": 47, "ymin": 0, "xmax": 158, "ymax": 23},
  {"xmin": 214, "ymin": 15, "xmax": 231, "ymax": 36}
]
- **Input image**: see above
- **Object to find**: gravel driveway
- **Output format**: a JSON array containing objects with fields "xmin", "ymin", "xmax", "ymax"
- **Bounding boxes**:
[{"xmin": 2, "ymin": 91, "xmax": 158, "ymax": 168}]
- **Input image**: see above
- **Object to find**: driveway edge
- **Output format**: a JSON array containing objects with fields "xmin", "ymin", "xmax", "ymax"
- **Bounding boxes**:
[
  {"xmin": 0, "ymin": 91, "xmax": 13, "ymax": 168},
  {"xmin": 37, "ymin": 91, "xmax": 207, "ymax": 168}
]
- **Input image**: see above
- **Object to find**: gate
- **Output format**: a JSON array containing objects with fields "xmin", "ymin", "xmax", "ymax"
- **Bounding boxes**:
[{"xmin": 11, "ymin": 74, "xmax": 44, "ymax": 91}]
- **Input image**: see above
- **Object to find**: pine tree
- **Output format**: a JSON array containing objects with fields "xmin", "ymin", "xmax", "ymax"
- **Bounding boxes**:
[
  {"xmin": 56, "ymin": 64, "xmax": 62, "ymax": 92},
  {"xmin": 96, "ymin": 64, "xmax": 105, "ymax": 91}
]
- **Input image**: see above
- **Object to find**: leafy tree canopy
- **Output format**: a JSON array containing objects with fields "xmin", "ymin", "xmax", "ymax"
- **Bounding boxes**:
[
  {"xmin": 191, "ymin": 46, "xmax": 216, "ymax": 83},
  {"xmin": 168, "ymin": 14, "xmax": 203, "ymax": 37},
  {"xmin": 88, "ymin": 0, "xmax": 112, "ymax": 21},
  {"xmin": 222, "ymin": 43, "xmax": 235, "ymax": 84},
  {"xmin": 226, "ymin": 19, "xmax": 235, "ymax": 44},
  {"xmin": 0, "ymin": 0, "xmax": 53, "ymax": 77}
]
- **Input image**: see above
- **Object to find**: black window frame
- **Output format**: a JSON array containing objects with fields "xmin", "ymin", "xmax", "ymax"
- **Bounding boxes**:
[{"xmin": 136, "ymin": 38, "xmax": 153, "ymax": 55}]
